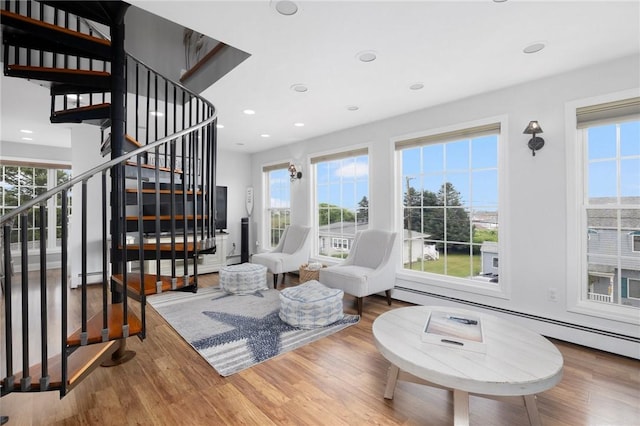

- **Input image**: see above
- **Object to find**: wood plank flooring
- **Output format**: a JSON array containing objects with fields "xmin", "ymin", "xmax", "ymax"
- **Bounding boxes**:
[{"xmin": 1, "ymin": 270, "xmax": 639, "ymax": 425}]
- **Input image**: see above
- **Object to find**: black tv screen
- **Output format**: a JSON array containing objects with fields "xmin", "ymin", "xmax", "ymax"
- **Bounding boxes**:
[{"xmin": 215, "ymin": 186, "xmax": 227, "ymax": 231}]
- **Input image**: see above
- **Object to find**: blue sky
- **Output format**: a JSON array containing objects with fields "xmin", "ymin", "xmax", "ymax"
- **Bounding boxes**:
[
  {"xmin": 402, "ymin": 135, "xmax": 498, "ymax": 210},
  {"xmin": 588, "ymin": 121, "xmax": 640, "ymax": 200}
]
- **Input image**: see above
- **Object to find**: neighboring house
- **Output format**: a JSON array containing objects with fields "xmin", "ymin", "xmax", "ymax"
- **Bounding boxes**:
[
  {"xmin": 586, "ymin": 199, "xmax": 640, "ymax": 308},
  {"xmin": 318, "ymin": 222, "xmax": 438, "ymax": 262},
  {"xmin": 403, "ymin": 229, "xmax": 438, "ymax": 262},
  {"xmin": 318, "ymin": 222, "xmax": 368, "ymax": 258},
  {"xmin": 480, "ymin": 241, "xmax": 499, "ymax": 277}
]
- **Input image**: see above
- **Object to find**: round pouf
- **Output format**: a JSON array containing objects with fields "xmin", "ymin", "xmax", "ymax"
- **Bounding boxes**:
[
  {"xmin": 279, "ymin": 280, "xmax": 344, "ymax": 329},
  {"xmin": 220, "ymin": 263, "xmax": 268, "ymax": 294}
]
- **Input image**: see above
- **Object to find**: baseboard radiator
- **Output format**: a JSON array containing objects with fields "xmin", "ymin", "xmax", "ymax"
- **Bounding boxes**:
[{"xmin": 393, "ymin": 286, "xmax": 640, "ymax": 359}]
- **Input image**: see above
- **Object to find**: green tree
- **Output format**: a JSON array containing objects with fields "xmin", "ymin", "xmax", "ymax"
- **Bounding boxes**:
[
  {"xmin": 356, "ymin": 196, "xmax": 369, "ymax": 224},
  {"xmin": 318, "ymin": 202, "xmax": 355, "ymax": 226},
  {"xmin": 436, "ymin": 182, "xmax": 471, "ymax": 251}
]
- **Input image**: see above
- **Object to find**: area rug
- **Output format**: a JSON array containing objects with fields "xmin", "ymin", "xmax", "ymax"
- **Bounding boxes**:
[{"xmin": 148, "ymin": 287, "xmax": 359, "ymax": 376}]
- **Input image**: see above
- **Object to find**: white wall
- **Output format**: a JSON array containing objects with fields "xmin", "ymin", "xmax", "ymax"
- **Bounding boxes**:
[
  {"xmin": 249, "ymin": 54, "xmax": 640, "ymax": 357},
  {"xmin": 69, "ymin": 124, "xmax": 106, "ymax": 287},
  {"xmin": 215, "ymin": 148, "xmax": 252, "ymax": 263}
]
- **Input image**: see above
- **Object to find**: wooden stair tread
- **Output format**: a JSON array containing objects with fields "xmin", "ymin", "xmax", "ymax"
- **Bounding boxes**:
[
  {"xmin": 125, "ymin": 161, "xmax": 183, "ymax": 174},
  {"xmin": 53, "ymin": 102, "xmax": 110, "ymax": 116},
  {"xmin": 125, "ymin": 215, "xmax": 207, "ymax": 221},
  {"xmin": 0, "ymin": 9, "xmax": 111, "ymax": 49},
  {"xmin": 5, "ymin": 64, "xmax": 110, "ymax": 78},
  {"xmin": 120, "ymin": 241, "xmax": 201, "ymax": 252},
  {"xmin": 125, "ymin": 188, "xmax": 202, "ymax": 195},
  {"xmin": 112, "ymin": 273, "xmax": 195, "ymax": 295},
  {"xmin": 66, "ymin": 304, "xmax": 142, "ymax": 347},
  {"xmin": 0, "ymin": 341, "xmax": 118, "ymax": 393}
]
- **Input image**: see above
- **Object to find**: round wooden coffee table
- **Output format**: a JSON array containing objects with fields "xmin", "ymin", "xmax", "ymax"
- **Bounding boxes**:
[{"xmin": 372, "ymin": 306, "xmax": 563, "ymax": 426}]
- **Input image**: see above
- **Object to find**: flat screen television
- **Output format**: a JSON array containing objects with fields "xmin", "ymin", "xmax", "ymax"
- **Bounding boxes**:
[{"xmin": 215, "ymin": 186, "xmax": 227, "ymax": 231}]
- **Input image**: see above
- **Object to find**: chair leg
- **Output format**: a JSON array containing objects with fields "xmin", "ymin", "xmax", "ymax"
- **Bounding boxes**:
[
  {"xmin": 356, "ymin": 297, "xmax": 363, "ymax": 316},
  {"xmin": 385, "ymin": 290, "xmax": 392, "ymax": 306}
]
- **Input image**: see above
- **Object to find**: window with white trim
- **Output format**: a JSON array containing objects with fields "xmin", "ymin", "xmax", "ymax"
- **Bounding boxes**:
[
  {"xmin": 396, "ymin": 123, "xmax": 500, "ymax": 285},
  {"xmin": 263, "ymin": 163, "xmax": 290, "ymax": 248},
  {"xmin": 313, "ymin": 148, "xmax": 368, "ymax": 259},
  {"xmin": 631, "ymin": 233, "xmax": 640, "ymax": 253},
  {"xmin": 578, "ymin": 97, "xmax": 640, "ymax": 309},
  {"xmin": 0, "ymin": 164, "xmax": 71, "ymax": 250}
]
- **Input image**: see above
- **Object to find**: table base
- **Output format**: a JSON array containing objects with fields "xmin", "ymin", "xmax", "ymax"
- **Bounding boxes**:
[{"xmin": 384, "ymin": 364, "xmax": 542, "ymax": 426}]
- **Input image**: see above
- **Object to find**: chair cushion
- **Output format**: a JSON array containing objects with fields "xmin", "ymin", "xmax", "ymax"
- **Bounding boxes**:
[
  {"xmin": 319, "ymin": 265, "xmax": 374, "ymax": 298},
  {"xmin": 279, "ymin": 280, "xmax": 344, "ymax": 329},
  {"xmin": 251, "ymin": 252, "xmax": 285, "ymax": 274}
]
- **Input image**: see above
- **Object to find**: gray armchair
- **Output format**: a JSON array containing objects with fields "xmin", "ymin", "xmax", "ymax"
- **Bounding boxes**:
[
  {"xmin": 251, "ymin": 225, "xmax": 311, "ymax": 288},
  {"xmin": 319, "ymin": 229, "xmax": 397, "ymax": 316}
]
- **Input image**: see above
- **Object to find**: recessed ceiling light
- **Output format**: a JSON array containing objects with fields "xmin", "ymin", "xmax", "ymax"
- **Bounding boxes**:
[
  {"xmin": 235, "ymin": 142, "xmax": 245, "ymax": 146},
  {"xmin": 493, "ymin": 0, "xmax": 508, "ymax": 2},
  {"xmin": 216, "ymin": 124, "xmax": 224, "ymax": 129},
  {"xmin": 347, "ymin": 105, "xmax": 359, "ymax": 111},
  {"xmin": 409, "ymin": 83, "xmax": 424, "ymax": 91},
  {"xmin": 21, "ymin": 137, "xmax": 33, "ymax": 141},
  {"xmin": 243, "ymin": 109, "xmax": 256, "ymax": 115},
  {"xmin": 356, "ymin": 50, "xmax": 377, "ymax": 63},
  {"xmin": 274, "ymin": 0, "xmax": 298, "ymax": 16},
  {"xmin": 20, "ymin": 129, "xmax": 33, "ymax": 134},
  {"xmin": 523, "ymin": 42, "xmax": 546, "ymax": 54},
  {"xmin": 150, "ymin": 111, "xmax": 164, "ymax": 117},
  {"xmin": 294, "ymin": 122, "xmax": 305, "ymax": 127},
  {"xmin": 261, "ymin": 134, "xmax": 270, "ymax": 138},
  {"xmin": 290, "ymin": 84, "xmax": 308, "ymax": 93}
]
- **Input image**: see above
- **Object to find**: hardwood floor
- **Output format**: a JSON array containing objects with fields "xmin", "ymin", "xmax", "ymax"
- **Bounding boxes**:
[{"xmin": 1, "ymin": 270, "xmax": 639, "ymax": 425}]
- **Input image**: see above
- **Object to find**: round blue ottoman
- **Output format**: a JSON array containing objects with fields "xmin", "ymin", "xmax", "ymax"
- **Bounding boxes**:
[
  {"xmin": 279, "ymin": 280, "xmax": 344, "ymax": 329},
  {"xmin": 220, "ymin": 263, "xmax": 268, "ymax": 294}
]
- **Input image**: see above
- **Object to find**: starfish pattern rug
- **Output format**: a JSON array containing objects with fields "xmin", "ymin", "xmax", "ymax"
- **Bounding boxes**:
[{"xmin": 148, "ymin": 286, "xmax": 359, "ymax": 376}]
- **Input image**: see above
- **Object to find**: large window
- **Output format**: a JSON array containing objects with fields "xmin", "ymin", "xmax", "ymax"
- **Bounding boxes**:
[
  {"xmin": 396, "ymin": 123, "xmax": 500, "ymax": 285},
  {"xmin": 0, "ymin": 164, "xmax": 71, "ymax": 250},
  {"xmin": 263, "ymin": 163, "xmax": 291, "ymax": 248},
  {"xmin": 313, "ymin": 148, "xmax": 368, "ymax": 259},
  {"xmin": 578, "ymin": 97, "xmax": 640, "ymax": 310}
]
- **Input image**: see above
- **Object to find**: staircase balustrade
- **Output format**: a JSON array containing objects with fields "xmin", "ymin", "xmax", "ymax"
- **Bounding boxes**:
[{"xmin": 1, "ymin": 0, "xmax": 218, "ymax": 397}]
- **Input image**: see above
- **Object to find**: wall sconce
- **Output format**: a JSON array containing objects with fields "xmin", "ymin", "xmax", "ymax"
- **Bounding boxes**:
[
  {"xmin": 523, "ymin": 120, "xmax": 545, "ymax": 156},
  {"xmin": 288, "ymin": 163, "xmax": 302, "ymax": 181}
]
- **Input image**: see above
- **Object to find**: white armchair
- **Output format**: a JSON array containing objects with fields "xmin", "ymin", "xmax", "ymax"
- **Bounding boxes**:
[
  {"xmin": 251, "ymin": 225, "xmax": 311, "ymax": 288},
  {"xmin": 319, "ymin": 229, "xmax": 397, "ymax": 316}
]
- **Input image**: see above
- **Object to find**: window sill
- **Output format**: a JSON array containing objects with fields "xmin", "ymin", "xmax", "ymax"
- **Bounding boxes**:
[{"xmin": 396, "ymin": 269, "xmax": 510, "ymax": 300}]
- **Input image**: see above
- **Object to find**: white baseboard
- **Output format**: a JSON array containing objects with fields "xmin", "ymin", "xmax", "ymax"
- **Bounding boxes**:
[{"xmin": 392, "ymin": 287, "xmax": 640, "ymax": 360}]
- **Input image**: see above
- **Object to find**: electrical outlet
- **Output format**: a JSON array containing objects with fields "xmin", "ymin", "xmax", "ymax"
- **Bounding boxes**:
[{"xmin": 548, "ymin": 288, "xmax": 558, "ymax": 302}]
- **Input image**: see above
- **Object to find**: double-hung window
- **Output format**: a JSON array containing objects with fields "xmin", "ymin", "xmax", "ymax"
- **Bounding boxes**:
[
  {"xmin": 576, "ymin": 97, "xmax": 640, "ymax": 311},
  {"xmin": 263, "ymin": 163, "xmax": 291, "ymax": 248},
  {"xmin": 313, "ymin": 148, "xmax": 368, "ymax": 259},
  {"xmin": 396, "ymin": 122, "xmax": 501, "ymax": 287},
  {"xmin": 0, "ymin": 163, "xmax": 71, "ymax": 250}
]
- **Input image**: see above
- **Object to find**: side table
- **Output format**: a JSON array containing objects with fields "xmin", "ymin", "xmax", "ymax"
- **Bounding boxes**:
[{"xmin": 299, "ymin": 263, "xmax": 326, "ymax": 283}]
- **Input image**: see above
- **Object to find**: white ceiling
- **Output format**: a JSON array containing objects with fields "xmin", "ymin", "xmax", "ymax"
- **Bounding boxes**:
[{"xmin": 2, "ymin": 1, "xmax": 639, "ymax": 154}]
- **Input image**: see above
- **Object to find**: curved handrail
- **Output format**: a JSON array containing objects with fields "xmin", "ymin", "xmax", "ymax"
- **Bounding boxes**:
[
  {"xmin": 1, "ymin": 20, "xmax": 217, "ymax": 226},
  {"xmin": 0, "ymin": 112, "xmax": 216, "ymax": 226}
]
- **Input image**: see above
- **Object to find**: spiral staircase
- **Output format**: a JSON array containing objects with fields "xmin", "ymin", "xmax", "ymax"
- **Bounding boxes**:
[{"xmin": 1, "ymin": 0, "xmax": 218, "ymax": 398}]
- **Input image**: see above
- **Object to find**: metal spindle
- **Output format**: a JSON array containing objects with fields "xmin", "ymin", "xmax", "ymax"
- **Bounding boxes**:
[
  {"xmin": 101, "ymin": 172, "xmax": 108, "ymax": 340},
  {"xmin": 60, "ymin": 188, "xmax": 68, "ymax": 397},
  {"xmin": 80, "ymin": 181, "xmax": 88, "ymax": 346},
  {"xmin": 3, "ymin": 223, "xmax": 14, "ymax": 392},
  {"xmin": 20, "ymin": 213, "xmax": 30, "ymax": 391},
  {"xmin": 39, "ymin": 202, "xmax": 49, "ymax": 390}
]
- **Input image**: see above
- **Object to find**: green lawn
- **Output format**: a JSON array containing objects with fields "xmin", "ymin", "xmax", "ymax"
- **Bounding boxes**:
[{"xmin": 403, "ymin": 252, "xmax": 481, "ymax": 278}]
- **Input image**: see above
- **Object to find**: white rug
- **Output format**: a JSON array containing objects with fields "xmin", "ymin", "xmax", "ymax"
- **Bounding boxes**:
[{"xmin": 148, "ymin": 287, "xmax": 359, "ymax": 376}]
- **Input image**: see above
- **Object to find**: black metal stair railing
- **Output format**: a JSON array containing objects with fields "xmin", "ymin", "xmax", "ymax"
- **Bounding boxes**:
[{"xmin": 1, "ymin": 0, "xmax": 218, "ymax": 397}]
